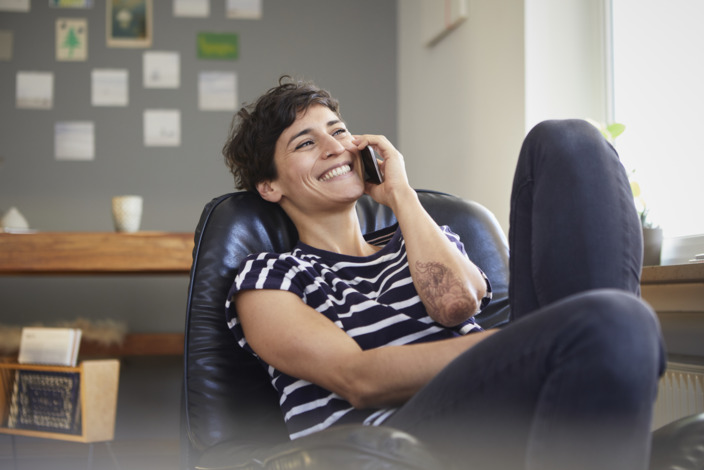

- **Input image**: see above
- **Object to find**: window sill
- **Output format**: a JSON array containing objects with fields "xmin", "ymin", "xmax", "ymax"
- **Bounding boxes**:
[{"xmin": 661, "ymin": 234, "xmax": 704, "ymax": 265}]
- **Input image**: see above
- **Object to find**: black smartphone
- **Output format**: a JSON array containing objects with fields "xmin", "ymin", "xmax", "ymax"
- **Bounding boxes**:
[{"xmin": 360, "ymin": 146, "xmax": 383, "ymax": 184}]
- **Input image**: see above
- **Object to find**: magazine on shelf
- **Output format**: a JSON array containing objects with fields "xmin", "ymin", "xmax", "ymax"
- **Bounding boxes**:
[{"xmin": 17, "ymin": 327, "xmax": 82, "ymax": 367}]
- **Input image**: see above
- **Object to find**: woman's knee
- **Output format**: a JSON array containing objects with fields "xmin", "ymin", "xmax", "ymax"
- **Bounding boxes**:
[
  {"xmin": 565, "ymin": 290, "xmax": 665, "ymax": 378},
  {"xmin": 521, "ymin": 119, "xmax": 614, "ymax": 172},
  {"xmin": 526, "ymin": 119, "xmax": 602, "ymax": 150}
]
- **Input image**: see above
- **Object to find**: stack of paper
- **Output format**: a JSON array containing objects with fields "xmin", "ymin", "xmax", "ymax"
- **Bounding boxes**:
[{"xmin": 18, "ymin": 327, "xmax": 82, "ymax": 367}]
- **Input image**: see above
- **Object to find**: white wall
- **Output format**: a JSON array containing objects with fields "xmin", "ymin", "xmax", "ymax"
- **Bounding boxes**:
[
  {"xmin": 398, "ymin": 0, "xmax": 525, "ymax": 234},
  {"xmin": 0, "ymin": 0, "xmax": 398, "ymax": 333},
  {"xmin": 398, "ymin": 0, "xmax": 609, "ymax": 234},
  {"xmin": 525, "ymin": 0, "xmax": 610, "ymax": 130}
]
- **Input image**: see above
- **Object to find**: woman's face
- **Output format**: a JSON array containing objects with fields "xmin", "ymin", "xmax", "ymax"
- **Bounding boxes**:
[{"xmin": 259, "ymin": 104, "xmax": 365, "ymax": 212}]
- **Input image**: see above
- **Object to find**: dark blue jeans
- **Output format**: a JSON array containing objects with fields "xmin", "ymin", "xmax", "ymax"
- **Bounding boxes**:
[{"xmin": 386, "ymin": 120, "xmax": 666, "ymax": 470}]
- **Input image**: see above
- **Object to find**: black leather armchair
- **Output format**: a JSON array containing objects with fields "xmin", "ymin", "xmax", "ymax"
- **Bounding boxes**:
[{"xmin": 181, "ymin": 190, "xmax": 704, "ymax": 470}]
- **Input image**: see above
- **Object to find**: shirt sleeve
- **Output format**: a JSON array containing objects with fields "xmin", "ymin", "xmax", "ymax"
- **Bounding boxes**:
[
  {"xmin": 225, "ymin": 251, "xmax": 308, "ymax": 353},
  {"xmin": 440, "ymin": 225, "xmax": 493, "ymax": 323}
]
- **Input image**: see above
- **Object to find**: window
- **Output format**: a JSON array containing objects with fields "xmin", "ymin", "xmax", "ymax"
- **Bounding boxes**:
[{"xmin": 611, "ymin": 0, "xmax": 704, "ymax": 237}]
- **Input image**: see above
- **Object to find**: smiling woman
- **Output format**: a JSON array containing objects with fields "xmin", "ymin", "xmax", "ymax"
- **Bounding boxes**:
[
  {"xmin": 255, "ymin": 104, "xmax": 364, "ymax": 219},
  {"xmin": 223, "ymin": 76, "xmax": 344, "ymax": 193},
  {"xmin": 218, "ymin": 76, "xmax": 664, "ymax": 470}
]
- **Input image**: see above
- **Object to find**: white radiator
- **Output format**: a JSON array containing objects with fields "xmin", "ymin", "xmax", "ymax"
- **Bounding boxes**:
[{"xmin": 652, "ymin": 361, "xmax": 704, "ymax": 430}]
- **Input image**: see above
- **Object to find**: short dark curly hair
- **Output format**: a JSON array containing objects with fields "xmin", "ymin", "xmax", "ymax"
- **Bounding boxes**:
[{"xmin": 223, "ymin": 75, "xmax": 341, "ymax": 192}]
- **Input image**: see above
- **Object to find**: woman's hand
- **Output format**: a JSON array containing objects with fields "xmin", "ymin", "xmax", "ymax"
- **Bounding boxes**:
[{"xmin": 351, "ymin": 134, "xmax": 416, "ymax": 211}]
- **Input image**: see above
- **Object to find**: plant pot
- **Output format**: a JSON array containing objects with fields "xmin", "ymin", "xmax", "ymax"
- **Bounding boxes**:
[{"xmin": 642, "ymin": 227, "xmax": 663, "ymax": 266}]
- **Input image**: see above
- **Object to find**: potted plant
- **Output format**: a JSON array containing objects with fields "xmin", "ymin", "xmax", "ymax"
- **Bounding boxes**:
[{"xmin": 630, "ymin": 173, "xmax": 662, "ymax": 265}]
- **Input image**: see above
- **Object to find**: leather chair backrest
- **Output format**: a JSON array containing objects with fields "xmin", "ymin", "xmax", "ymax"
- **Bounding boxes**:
[{"xmin": 182, "ymin": 190, "xmax": 510, "ymax": 468}]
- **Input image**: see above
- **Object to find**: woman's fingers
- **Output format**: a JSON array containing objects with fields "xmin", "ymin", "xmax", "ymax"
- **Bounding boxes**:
[{"xmin": 352, "ymin": 134, "xmax": 397, "ymax": 160}]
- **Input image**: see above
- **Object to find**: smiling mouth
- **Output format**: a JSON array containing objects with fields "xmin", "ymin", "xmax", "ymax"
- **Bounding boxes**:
[{"xmin": 319, "ymin": 164, "xmax": 352, "ymax": 182}]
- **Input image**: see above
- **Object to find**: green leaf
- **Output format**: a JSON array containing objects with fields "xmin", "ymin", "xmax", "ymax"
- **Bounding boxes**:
[{"xmin": 606, "ymin": 123, "xmax": 626, "ymax": 139}]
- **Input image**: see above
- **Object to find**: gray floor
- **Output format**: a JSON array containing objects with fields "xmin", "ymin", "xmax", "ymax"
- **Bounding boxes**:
[
  {"xmin": 0, "ymin": 356, "xmax": 182, "ymax": 470},
  {"xmin": 0, "ymin": 438, "xmax": 179, "ymax": 470}
]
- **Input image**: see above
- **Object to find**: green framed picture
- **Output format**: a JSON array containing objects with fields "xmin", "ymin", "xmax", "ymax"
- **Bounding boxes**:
[{"xmin": 197, "ymin": 32, "xmax": 238, "ymax": 60}]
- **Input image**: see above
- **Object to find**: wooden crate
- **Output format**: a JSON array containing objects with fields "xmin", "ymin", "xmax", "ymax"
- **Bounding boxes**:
[{"xmin": 0, "ymin": 360, "xmax": 119, "ymax": 443}]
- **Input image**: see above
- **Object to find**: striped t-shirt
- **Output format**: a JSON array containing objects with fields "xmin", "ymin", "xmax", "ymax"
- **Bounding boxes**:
[{"xmin": 226, "ymin": 224, "xmax": 491, "ymax": 440}]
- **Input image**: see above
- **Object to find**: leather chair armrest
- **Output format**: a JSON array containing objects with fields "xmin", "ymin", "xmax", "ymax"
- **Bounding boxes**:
[{"xmin": 650, "ymin": 413, "xmax": 704, "ymax": 470}]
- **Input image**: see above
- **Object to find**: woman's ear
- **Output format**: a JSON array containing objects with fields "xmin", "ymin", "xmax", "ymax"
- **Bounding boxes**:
[{"xmin": 256, "ymin": 180, "xmax": 282, "ymax": 203}]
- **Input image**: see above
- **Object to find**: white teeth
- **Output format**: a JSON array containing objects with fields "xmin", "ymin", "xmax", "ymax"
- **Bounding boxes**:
[{"xmin": 320, "ymin": 164, "xmax": 351, "ymax": 181}]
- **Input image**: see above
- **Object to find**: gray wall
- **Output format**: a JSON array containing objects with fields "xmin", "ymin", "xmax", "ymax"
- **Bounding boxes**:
[{"xmin": 0, "ymin": 0, "xmax": 397, "ymax": 332}]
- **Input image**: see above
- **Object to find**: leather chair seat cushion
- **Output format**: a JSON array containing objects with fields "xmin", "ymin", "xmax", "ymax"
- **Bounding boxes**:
[{"xmin": 195, "ymin": 425, "xmax": 444, "ymax": 470}]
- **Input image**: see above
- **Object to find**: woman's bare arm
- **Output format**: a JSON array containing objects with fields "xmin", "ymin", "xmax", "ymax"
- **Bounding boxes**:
[{"xmin": 236, "ymin": 289, "xmax": 495, "ymax": 409}]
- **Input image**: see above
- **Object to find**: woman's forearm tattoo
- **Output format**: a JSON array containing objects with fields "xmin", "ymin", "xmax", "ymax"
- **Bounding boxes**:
[{"xmin": 414, "ymin": 261, "xmax": 473, "ymax": 321}]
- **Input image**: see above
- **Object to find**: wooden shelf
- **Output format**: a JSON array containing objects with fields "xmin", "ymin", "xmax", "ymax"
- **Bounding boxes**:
[
  {"xmin": 80, "ymin": 333, "xmax": 184, "ymax": 357},
  {"xmin": 3, "ymin": 334, "xmax": 184, "ymax": 358},
  {"xmin": 0, "ymin": 232, "xmax": 194, "ymax": 275},
  {"xmin": 0, "ymin": 232, "xmax": 192, "ymax": 357},
  {"xmin": 0, "ymin": 360, "xmax": 120, "ymax": 443}
]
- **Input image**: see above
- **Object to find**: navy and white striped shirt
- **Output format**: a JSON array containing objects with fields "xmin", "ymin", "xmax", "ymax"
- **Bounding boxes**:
[{"xmin": 226, "ymin": 224, "xmax": 491, "ymax": 440}]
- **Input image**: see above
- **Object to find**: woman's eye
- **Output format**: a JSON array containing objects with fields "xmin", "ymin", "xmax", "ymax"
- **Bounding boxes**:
[
  {"xmin": 333, "ymin": 128, "xmax": 347, "ymax": 137},
  {"xmin": 295, "ymin": 140, "xmax": 313, "ymax": 150}
]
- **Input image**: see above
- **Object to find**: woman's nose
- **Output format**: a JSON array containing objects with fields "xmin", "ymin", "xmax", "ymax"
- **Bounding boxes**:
[{"xmin": 321, "ymin": 136, "xmax": 346, "ymax": 158}]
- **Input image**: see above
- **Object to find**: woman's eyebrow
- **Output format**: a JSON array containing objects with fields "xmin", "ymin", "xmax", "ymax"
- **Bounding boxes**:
[{"xmin": 287, "ymin": 128, "xmax": 312, "ymax": 147}]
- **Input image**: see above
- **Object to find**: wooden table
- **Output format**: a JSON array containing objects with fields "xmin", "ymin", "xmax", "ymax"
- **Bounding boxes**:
[{"xmin": 0, "ymin": 232, "xmax": 194, "ymax": 356}]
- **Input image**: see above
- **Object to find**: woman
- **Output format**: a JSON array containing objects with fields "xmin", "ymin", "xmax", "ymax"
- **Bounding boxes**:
[{"xmin": 224, "ymin": 76, "xmax": 664, "ymax": 470}]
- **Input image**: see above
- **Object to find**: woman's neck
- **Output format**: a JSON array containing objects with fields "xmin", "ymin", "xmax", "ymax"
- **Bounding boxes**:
[{"xmin": 289, "ymin": 206, "xmax": 379, "ymax": 257}]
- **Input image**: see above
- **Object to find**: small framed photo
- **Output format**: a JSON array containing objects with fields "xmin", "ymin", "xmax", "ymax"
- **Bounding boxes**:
[{"xmin": 106, "ymin": 0, "xmax": 152, "ymax": 48}]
